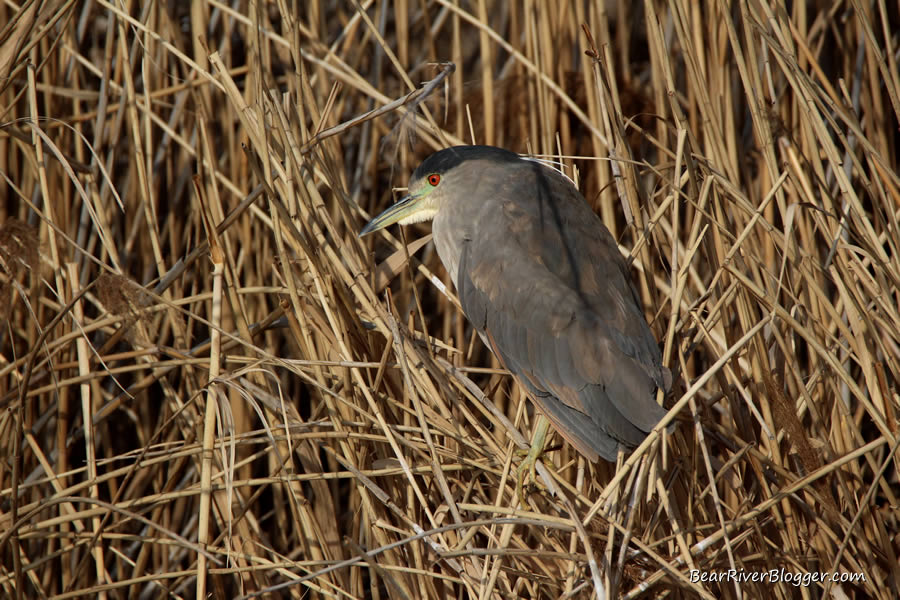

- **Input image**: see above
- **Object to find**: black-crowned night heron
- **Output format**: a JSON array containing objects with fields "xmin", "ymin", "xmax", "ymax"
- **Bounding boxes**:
[{"xmin": 361, "ymin": 145, "xmax": 670, "ymax": 488}]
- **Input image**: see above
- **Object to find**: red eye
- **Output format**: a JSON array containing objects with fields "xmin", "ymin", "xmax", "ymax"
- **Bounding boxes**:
[{"xmin": 427, "ymin": 173, "xmax": 441, "ymax": 186}]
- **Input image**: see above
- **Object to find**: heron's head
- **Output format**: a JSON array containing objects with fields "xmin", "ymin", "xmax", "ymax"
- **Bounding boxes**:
[{"xmin": 359, "ymin": 145, "xmax": 520, "ymax": 236}]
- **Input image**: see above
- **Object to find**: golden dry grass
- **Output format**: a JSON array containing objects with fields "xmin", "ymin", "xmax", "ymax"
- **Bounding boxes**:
[{"xmin": 1, "ymin": 1, "xmax": 899, "ymax": 598}]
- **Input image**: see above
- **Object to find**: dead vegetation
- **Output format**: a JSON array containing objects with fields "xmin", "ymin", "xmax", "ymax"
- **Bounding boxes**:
[{"xmin": 1, "ymin": 1, "xmax": 899, "ymax": 598}]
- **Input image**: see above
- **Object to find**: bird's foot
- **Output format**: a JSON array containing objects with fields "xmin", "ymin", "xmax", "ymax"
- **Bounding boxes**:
[
  {"xmin": 514, "ymin": 416, "xmax": 551, "ymax": 506},
  {"xmin": 515, "ymin": 443, "xmax": 543, "ymax": 506}
]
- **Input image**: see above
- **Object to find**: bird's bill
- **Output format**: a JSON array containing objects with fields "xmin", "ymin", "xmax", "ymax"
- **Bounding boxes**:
[{"xmin": 359, "ymin": 193, "xmax": 424, "ymax": 236}]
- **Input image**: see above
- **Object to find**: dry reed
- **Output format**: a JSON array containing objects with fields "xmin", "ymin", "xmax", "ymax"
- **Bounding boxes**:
[{"xmin": 1, "ymin": 1, "xmax": 898, "ymax": 598}]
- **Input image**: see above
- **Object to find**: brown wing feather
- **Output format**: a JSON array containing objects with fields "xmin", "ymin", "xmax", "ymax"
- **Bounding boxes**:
[
  {"xmin": 483, "ymin": 328, "xmax": 602, "ymax": 460},
  {"xmin": 450, "ymin": 157, "xmax": 669, "ymax": 462}
]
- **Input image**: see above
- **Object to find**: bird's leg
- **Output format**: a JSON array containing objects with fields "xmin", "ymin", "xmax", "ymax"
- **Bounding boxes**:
[{"xmin": 516, "ymin": 415, "xmax": 551, "ymax": 506}]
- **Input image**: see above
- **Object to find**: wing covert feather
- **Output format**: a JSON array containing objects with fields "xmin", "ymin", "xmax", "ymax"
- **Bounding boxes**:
[{"xmin": 448, "ymin": 158, "xmax": 669, "ymax": 461}]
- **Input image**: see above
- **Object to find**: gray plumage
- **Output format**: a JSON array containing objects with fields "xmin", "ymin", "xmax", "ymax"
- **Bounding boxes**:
[{"xmin": 362, "ymin": 145, "xmax": 670, "ymax": 461}]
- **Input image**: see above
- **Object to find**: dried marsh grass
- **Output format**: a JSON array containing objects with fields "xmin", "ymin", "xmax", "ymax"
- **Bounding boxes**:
[{"xmin": 1, "ymin": 1, "xmax": 899, "ymax": 599}]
